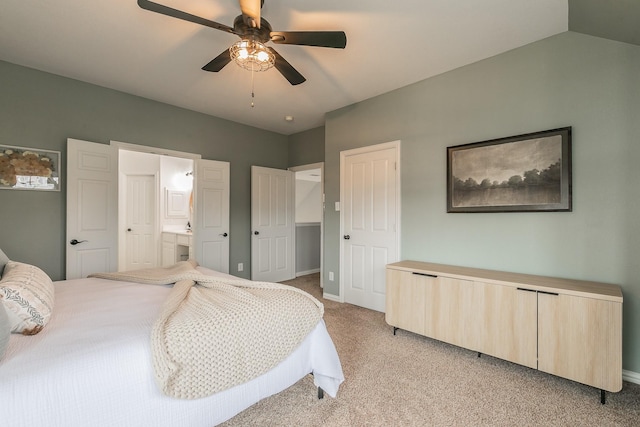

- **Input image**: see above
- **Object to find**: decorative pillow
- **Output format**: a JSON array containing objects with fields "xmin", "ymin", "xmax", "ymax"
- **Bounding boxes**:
[
  {"xmin": 0, "ymin": 302, "xmax": 9, "ymax": 360},
  {"xmin": 0, "ymin": 248, "xmax": 9, "ymax": 277},
  {"xmin": 0, "ymin": 261, "xmax": 54, "ymax": 335}
]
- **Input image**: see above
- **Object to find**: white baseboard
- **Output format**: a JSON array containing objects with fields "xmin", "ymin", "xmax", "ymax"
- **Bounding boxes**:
[
  {"xmin": 623, "ymin": 369, "xmax": 640, "ymax": 385},
  {"xmin": 322, "ymin": 292, "xmax": 341, "ymax": 303},
  {"xmin": 296, "ymin": 268, "xmax": 320, "ymax": 277}
]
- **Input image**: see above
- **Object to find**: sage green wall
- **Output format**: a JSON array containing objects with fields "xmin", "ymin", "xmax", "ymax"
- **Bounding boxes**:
[
  {"xmin": 0, "ymin": 60, "xmax": 289, "ymax": 281},
  {"xmin": 288, "ymin": 126, "xmax": 325, "ymax": 167},
  {"xmin": 324, "ymin": 32, "xmax": 640, "ymax": 373}
]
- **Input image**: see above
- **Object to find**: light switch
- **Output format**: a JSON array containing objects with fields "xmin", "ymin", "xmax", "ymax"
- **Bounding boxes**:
[{"xmin": 335, "ymin": 202, "xmax": 340, "ymax": 211}]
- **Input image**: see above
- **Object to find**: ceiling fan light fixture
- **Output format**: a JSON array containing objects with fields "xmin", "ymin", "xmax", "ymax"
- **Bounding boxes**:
[
  {"xmin": 229, "ymin": 38, "xmax": 275, "ymax": 72},
  {"xmin": 137, "ymin": 0, "xmax": 345, "ymax": 85}
]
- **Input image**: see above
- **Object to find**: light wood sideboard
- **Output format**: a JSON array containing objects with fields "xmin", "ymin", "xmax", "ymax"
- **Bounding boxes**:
[{"xmin": 385, "ymin": 261, "xmax": 623, "ymax": 403}]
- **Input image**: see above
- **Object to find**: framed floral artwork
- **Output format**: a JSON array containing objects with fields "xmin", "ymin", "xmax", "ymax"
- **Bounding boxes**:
[{"xmin": 0, "ymin": 144, "xmax": 61, "ymax": 191}]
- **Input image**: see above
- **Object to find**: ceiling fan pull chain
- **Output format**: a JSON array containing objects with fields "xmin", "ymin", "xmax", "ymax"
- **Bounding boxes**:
[{"xmin": 251, "ymin": 64, "xmax": 255, "ymax": 108}]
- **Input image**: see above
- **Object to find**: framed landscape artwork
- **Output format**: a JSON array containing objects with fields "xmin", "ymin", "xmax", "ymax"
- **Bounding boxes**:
[
  {"xmin": 447, "ymin": 127, "xmax": 572, "ymax": 213},
  {"xmin": 0, "ymin": 144, "xmax": 61, "ymax": 191}
]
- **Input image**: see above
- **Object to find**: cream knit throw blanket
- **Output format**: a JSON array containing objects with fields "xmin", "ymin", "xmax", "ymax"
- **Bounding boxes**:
[{"xmin": 90, "ymin": 261, "xmax": 323, "ymax": 399}]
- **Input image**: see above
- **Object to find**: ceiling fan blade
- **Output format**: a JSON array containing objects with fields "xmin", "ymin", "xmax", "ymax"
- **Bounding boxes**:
[
  {"xmin": 202, "ymin": 49, "xmax": 232, "ymax": 72},
  {"xmin": 268, "ymin": 48, "xmax": 306, "ymax": 85},
  {"xmin": 138, "ymin": 0, "xmax": 235, "ymax": 35},
  {"xmin": 238, "ymin": 0, "xmax": 263, "ymax": 28},
  {"xmin": 270, "ymin": 31, "xmax": 347, "ymax": 48}
]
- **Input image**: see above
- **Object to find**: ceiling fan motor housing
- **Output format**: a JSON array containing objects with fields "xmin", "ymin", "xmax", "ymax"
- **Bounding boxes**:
[{"xmin": 233, "ymin": 15, "xmax": 272, "ymax": 43}]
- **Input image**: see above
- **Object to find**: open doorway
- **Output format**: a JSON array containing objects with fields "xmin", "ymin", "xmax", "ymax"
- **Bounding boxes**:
[
  {"xmin": 290, "ymin": 163, "xmax": 324, "ymax": 287},
  {"xmin": 118, "ymin": 149, "xmax": 194, "ymax": 271}
]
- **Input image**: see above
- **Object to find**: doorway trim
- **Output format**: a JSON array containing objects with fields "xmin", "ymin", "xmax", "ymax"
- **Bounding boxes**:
[
  {"xmin": 110, "ymin": 140, "xmax": 201, "ymax": 160},
  {"xmin": 289, "ymin": 162, "xmax": 325, "ymax": 287},
  {"xmin": 339, "ymin": 141, "xmax": 401, "ymax": 305}
]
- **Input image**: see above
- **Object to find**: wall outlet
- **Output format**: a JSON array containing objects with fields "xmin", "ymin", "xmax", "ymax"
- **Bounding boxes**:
[
  {"xmin": 238, "ymin": 263, "xmax": 244, "ymax": 272},
  {"xmin": 329, "ymin": 271, "xmax": 334, "ymax": 281}
]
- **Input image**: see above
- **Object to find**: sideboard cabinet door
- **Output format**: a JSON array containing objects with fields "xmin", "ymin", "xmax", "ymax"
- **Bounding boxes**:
[
  {"xmin": 426, "ymin": 276, "xmax": 477, "ymax": 350},
  {"xmin": 477, "ymin": 283, "xmax": 537, "ymax": 369},
  {"xmin": 386, "ymin": 269, "xmax": 428, "ymax": 336},
  {"xmin": 537, "ymin": 293, "xmax": 622, "ymax": 392}
]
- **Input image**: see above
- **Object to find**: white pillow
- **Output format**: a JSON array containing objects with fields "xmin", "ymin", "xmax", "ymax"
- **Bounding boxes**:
[
  {"xmin": 0, "ymin": 303, "xmax": 9, "ymax": 359},
  {"xmin": 0, "ymin": 261, "xmax": 54, "ymax": 335},
  {"xmin": 0, "ymin": 248, "xmax": 9, "ymax": 277}
]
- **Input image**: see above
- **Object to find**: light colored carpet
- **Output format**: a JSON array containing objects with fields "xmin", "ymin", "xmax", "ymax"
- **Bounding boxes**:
[{"xmin": 221, "ymin": 273, "xmax": 640, "ymax": 426}]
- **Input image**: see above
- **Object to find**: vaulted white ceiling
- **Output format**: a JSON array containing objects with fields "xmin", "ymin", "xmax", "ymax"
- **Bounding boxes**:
[{"xmin": 0, "ymin": 1, "xmax": 569, "ymax": 134}]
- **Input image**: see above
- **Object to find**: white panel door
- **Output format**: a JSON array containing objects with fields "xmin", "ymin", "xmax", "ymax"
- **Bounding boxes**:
[
  {"xmin": 124, "ymin": 174, "xmax": 156, "ymax": 271},
  {"xmin": 342, "ymin": 142, "xmax": 400, "ymax": 312},
  {"xmin": 251, "ymin": 166, "xmax": 295, "ymax": 282},
  {"xmin": 66, "ymin": 138, "xmax": 118, "ymax": 279},
  {"xmin": 194, "ymin": 159, "xmax": 230, "ymax": 273}
]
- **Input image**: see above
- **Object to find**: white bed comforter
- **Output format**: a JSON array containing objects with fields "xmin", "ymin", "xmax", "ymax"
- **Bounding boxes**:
[
  {"xmin": 91, "ymin": 261, "xmax": 325, "ymax": 399},
  {"xmin": 0, "ymin": 267, "xmax": 344, "ymax": 427}
]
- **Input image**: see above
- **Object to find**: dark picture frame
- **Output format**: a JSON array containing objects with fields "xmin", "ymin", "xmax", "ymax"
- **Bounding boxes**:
[{"xmin": 447, "ymin": 127, "xmax": 572, "ymax": 213}]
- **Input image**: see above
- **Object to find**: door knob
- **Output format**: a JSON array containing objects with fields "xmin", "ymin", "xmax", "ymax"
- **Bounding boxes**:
[
  {"xmin": 254, "ymin": 231, "xmax": 259, "ymax": 235},
  {"xmin": 70, "ymin": 239, "xmax": 88, "ymax": 245},
  {"xmin": 344, "ymin": 235, "xmax": 351, "ymax": 240},
  {"xmin": 127, "ymin": 228, "xmax": 132, "ymax": 232},
  {"xmin": 220, "ymin": 232, "xmax": 228, "ymax": 237}
]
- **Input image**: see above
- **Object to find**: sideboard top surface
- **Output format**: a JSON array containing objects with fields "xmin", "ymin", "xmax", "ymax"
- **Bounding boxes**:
[{"xmin": 387, "ymin": 261, "xmax": 623, "ymax": 302}]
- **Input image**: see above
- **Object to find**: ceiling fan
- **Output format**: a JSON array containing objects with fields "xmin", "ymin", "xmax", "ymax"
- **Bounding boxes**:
[{"xmin": 137, "ymin": 0, "xmax": 347, "ymax": 85}]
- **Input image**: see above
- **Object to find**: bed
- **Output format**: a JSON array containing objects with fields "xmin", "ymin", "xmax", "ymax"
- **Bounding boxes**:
[{"xmin": 0, "ymin": 256, "xmax": 344, "ymax": 427}]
